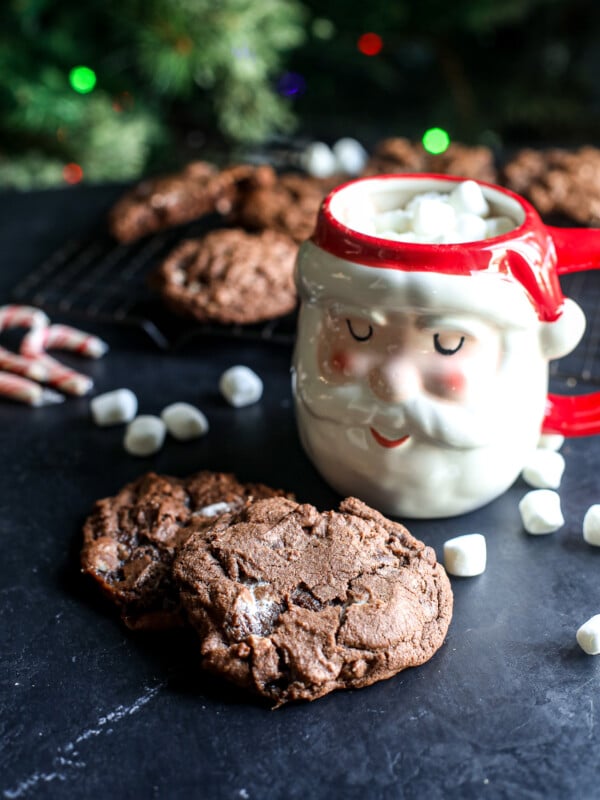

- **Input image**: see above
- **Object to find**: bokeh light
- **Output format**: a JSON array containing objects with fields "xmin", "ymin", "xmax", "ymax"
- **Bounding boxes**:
[
  {"xmin": 277, "ymin": 72, "xmax": 306, "ymax": 97},
  {"xmin": 357, "ymin": 33, "xmax": 383, "ymax": 56},
  {"xmin": 422, "ymin": 127, "xmax": 451, "ymax": 154},
  {"xmin": 63, "ymin": 163, "xmax": 84, "ymax": 184},
  {"xmin": 69, "ymin": 66, "xmax": 96, "ymax": 94},
  {"xmin": 312, "ymin": 18, "xmax": 335, "ymax": 40}
]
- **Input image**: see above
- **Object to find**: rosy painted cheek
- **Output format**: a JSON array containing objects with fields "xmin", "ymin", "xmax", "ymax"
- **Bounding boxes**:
[
  {"xmin": 426, "ymin": 369, "xmax": 467, "ymax": 397},
  {"xmin": 330, "ymin": 350, "xmax": 351, "ymax": 373}
]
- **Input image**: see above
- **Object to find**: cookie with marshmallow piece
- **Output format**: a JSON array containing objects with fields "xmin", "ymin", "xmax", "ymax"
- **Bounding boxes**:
[{"xmin": 173, "ymin": 496, "xmax": 453, "ymax": 705}]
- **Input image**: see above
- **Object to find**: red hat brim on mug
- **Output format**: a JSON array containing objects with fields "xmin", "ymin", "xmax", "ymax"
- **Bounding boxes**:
[{"xmin": 311, "ymin": 173, "xmax": 565, "ymax": 323}]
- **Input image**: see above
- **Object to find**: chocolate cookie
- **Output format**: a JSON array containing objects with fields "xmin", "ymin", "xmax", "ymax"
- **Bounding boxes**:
[
  {"xmin": 152, "ymin": 228, "xmax": 298, "ymax": 325},
  {"xmin": 108, "ymin": 162, "xmax": 260, "ymax": 243},
  {"xmin": 363, "ymin": 137, "xmax": 498, "ymax": 183},
  {"xmin": 229, "ymin": 165, "xmax": 337, "ymax": 243},
  {"xmin": 501, "ymin": 146, "xmax": 600, "ymax": 224},
  {"xmin": 81, "ymin": 471, "xmax": 290, "ymax": 630},
  {"xmin": 173, "ymin": 496, "xmax": 453, "ymax": 705}
]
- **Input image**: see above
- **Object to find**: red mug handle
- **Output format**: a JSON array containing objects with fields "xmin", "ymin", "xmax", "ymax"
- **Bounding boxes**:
[{"xmin": 544, "ymin": 226, "xmax": 600, "ymax": 436}]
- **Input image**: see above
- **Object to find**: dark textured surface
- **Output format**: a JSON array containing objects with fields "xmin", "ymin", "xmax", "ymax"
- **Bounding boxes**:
[{"xmin": 1, "ymin": 185, "xmax": 600, "ymax": 800}]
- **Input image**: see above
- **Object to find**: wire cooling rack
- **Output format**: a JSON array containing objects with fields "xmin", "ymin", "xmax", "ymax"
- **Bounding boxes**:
[
  {"xmin": 10, "ymin": 215, "xmax": 298, "ymax": 350},
  {"xmin": 9, "ymin": 217, "xmax": 600, "ymax": 385}
]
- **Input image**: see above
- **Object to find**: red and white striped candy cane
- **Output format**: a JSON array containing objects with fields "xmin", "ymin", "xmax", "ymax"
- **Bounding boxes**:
[
  {"xmin": 31, "ymin": 353, "xmax": 94, "ymax": 396},
  {"xmin": 21, "ymin": 324, "xmax": 108, "ymax": 359},
  {"xmin": 0, "ymin": 305, "xmax": 49, "ymax": 331},
  {"xmin": 0, "ymin": 371, "xmax": 64, "ymax": 406},
  {"xmin": 0, "ymin": 348, "xmax": 50, "ymax": 382}
]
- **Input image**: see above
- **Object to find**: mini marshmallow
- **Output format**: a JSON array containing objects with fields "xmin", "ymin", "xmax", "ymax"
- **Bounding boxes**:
[
  {"xmin": 161, "ymin": 402, "xmax": 209, "ymax": 441},
  {"xmin": 583, "ymin": 505, "xmax": 600, "ymax": 546},
  {"xmin": 518, "ymin": 489, "xmax": 564, "ymax": 534},
  {"xmin": 412, "ymin": 198, "xmax": 456, "ymax": 238},
  {"xmin": 124, "ymin": 415, "xmax": 166, "ymax": 457},
  {"xmin": 219, "ymin": 366, "xmax": 263, "ymax": 408},
  {"xmin": 332, "ymin": 137, "xmax": 368, "ymax": 175},
  {"xmin": 194, "ymin": 501, "xmax": 233, "ymax": 517},
  {"xmin": 358, "ymin": 182, "xmax": 516, "ymax": 244},
  {"xmin": 443, "ymin": 533, "xmax": 487, "ymax": 577},
  {"xmin": 521, "ymin": 449, "xmax": 566, "ymax": 489},
  {"xmin": 374, "ymin": 209, "xmax": 412, "ymax": 234},
  {"xmin": 448, "ymin": 180, "xmax": 490, "ymax": 217},
  {"xmin": 538, "ymin": 433, "xmax": 565, "ymax": 451},
  {"xmin": 447, "ymin": 212, "xmax": 488, "ymax": 243},
  {"xmin": 576, "ymin": 615, "xmax": 600, "ymax": 655},
  {"xmin": 91, "ymin": 388, "xmax": 138, "ymax": 427},
  {"xmin": 301, "ymin": 141, "xmax": 337, "ymax": 178}
]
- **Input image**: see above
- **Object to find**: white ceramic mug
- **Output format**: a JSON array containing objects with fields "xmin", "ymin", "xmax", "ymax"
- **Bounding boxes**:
[{"xmin": 292, "ymin": 174, "xmax": 600, "ymax": 518}]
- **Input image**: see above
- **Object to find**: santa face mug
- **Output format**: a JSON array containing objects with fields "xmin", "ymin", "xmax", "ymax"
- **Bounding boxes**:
[{"xmin": 292, "ymin": 173, "xmax": 600, "ymax": 518}]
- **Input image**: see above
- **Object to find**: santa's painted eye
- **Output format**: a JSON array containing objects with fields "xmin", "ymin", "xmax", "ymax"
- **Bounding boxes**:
[
  {"xmin": 346, "ymin": 319, "xmax": 373, "ymax": 342},
  {"xmin": 433, "ymin": 332, "xmax": 465, "ymax": 355}
]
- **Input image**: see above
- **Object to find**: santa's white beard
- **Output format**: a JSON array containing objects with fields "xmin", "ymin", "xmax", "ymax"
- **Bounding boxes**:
[
  {"xmin": 293, "ymin": 352, "xmax": 548, "ymax": 518},
  {"xmin": 295, "ymin": 397, "xmax": 542, "ymax": 518}
]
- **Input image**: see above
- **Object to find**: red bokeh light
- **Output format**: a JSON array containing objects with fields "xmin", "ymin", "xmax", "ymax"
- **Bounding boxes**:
[
  {"xmin": 63, "ymin": 163, "xmax": 84, "ymax": 185},
  {"xmin": 357, "ymin": 32, "xmax": 383, "ymax": 56}
]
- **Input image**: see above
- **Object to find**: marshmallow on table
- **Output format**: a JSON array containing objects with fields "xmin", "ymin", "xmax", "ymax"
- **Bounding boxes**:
[
  {"xmin": 301, "ymin": 141, "xmax": 337, "ymax": 178},
  {"xmin": 583, "ymin": 505, "xmax": 600, "ymax": 546},
  {"xmin": 332, "ymin": 137, "xmax": 368, "ymax": 176},
  {"xmin": 220, "ymin": 366, "xmax": 263, "ymax": 408},
  {"xmin": 124, "ymin": 415, "xmax": 166, "ymax": 457},
  {"xmin": 91, "ymin": 388, "xmax": 138, "ymax": 427},
  {"xmin": 538, "ymin": 433, "xmax": 565, "ymax": 451},
  {"xmin": 443, "ymin": 533, "xmax": 487, "ymax": 577},
  {"xmin": 576, "ymin": 615, "xmax": 600, "ymax": 655},
  {"xmin": 521, "ymin": 449, "xmax": 566, "ymax": 489},
  {"xmin": 518, "ymin": 489, "xmax": 564, "ymax": 534},
  {"xmin": 161, "ymin": 402, "xmax": 209, "ymax": 441}
]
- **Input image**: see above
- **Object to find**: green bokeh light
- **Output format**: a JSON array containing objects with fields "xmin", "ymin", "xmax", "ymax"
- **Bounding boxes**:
[
  {"xmin": 69, "ymin": 66, "xmax": 97, "ymax": 94},
  {"xmin": 422, "ymin": 127, "xmax": 450, "ymax": 155},
  {"xmin": 312, "ymin": 18, "xmax": 335, "ymax": 39}
]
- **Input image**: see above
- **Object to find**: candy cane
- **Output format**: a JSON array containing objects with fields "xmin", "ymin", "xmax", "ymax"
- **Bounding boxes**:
[
  {"xmin": 20, "ymin": 324, "xmax": 108, "ymax": 359},
  {"xmin": 30, "ymin": 353, "xmax": 94, "ymax": 396},
  {"xmin": 0, "ymin": 305, "xmax": 49, "ymax": 331},
  {"xmin": 0, "ymin": 371, "xmax": 64, "ymax": 406},
  {"xmin": 0, "ymin": 347, "xmax": 50, "ymax": 382}
]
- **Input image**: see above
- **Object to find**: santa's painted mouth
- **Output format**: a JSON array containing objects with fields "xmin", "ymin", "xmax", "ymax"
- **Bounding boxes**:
[{"xmin": 370, "ymin": 428, "xmax": 410, "ymax": 448}]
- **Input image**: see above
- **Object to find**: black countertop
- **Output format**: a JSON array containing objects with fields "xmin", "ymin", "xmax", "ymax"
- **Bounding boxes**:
[{"xmin": 2, "ymin": 185, "xmax": 600, "ymax": 800}]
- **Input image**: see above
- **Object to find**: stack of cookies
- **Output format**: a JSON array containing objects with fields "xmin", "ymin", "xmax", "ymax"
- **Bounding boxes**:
[
  {"xmin": 82, "ymin": 471, "xmax": 453, "ymax": 705},
  {"xmin": 110, "ymin": 162, "xmax": 339, "ymax": 326}
]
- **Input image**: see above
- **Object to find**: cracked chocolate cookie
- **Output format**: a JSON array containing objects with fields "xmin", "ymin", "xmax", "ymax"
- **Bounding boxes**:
[
  {"xmin": 228, "ymin": 166, "xmax": 338, "ymax": 244},
  {"xmin": 501, "ymin": 146, "xmax": 600, "ymax": 224},
  {"xmin": 152, "ymin": 228, "xmax": 298, "ymax": 325},
  {"xmin": 173, "ymin": 496, "xmax": 453, "ymax": 705},
  {"xmin": 108, "ymin": 162, "xmax": 260, "ymax": 243},
  {"xmin": 81, "ymin": 471, "xmax": 291, "ymax": 630}
]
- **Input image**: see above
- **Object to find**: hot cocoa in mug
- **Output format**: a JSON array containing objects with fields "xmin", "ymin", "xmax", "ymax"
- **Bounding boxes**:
[{"xmin": 292, "ymin": 174, "xmax": 600, "ymax": 518}]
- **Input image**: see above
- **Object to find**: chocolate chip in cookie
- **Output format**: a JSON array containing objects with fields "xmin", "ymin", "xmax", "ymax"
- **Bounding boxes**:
[{"xmin": 173, "ymin": 496, "xmax": 453, "ymax": 705}]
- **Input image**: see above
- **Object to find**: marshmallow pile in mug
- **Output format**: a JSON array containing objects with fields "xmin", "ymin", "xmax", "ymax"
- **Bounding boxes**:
[{"xmin": 346, "ymin": 180, "xmax": 515, "ymax": 244}]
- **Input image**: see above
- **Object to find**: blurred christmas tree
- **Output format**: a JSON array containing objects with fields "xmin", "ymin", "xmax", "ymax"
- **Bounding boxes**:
[
  {"xmin": 0, "ymin": 0, "xmax": 306, "ymax": 188},
  {"xmin": 2, "ymin": 0, "xmax": 600, "ymax": 189}
]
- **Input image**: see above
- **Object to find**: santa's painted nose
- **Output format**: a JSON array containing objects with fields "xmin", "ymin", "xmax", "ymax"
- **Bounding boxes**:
[{"xmin": 368, "ymin": 358, "xmax": 422, "ymax": 403}]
